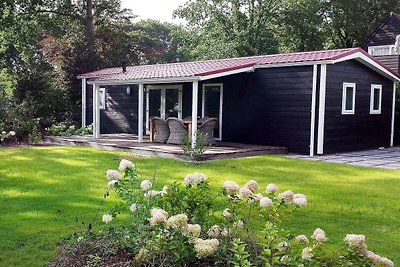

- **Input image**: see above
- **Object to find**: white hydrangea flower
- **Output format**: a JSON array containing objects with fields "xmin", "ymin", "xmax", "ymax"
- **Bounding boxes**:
[
  {"xmin": 260, "ymin": 197, "xmax": 273, "ymax": 207},
  {"xmin": 148, "ymin": 208, "xmax": 168, "ymax": 226},
  {"xmin": 193, "ymin": 172, "xmax": 207, "ymax": 183},
  {"xmin": 295, "ymin": 234, "xmax": 309, "ymax": 244},
  {"xmin": 266, "ymin": 183, "xmax": 279, "ymax": 193},
  {"xmin": 233, "ymin": 220, "xmax": 244, "ymax": 228},
  {"xmin": 302, "ymin": 247, "xmax": 313, "ymax": 260},
  {"xmin": 119, "ymin": 159, "xmax": 134, "ymax": 171},
  {"xmin": 207, "ymin": 225, "xmax": 221, "ymax": 237},
  {"xmin": 167, "ymin": 214, "xmax": 188, "ymax": 230},
  {"xmin": 144, "ymin": 190, "xmax": 161, "ymax": 199},
  {"xmin": 344, "ymin": 234, "xmax": 368, "ymax": 255},
  {"xmin": 239, "ymin": 187, "xmax": 253, "ymax": 199},
  {"xmin": 221, "ymin": 227, "xmax": 230, "ymax": 237},
  {"xmin": 254, "ymin": 193, "xmax": 263, "ymax": 200},
  {"xmin": 107, "ymin": 180, "xmax": 118, "ymax": 189},
  {"xmin": 379, "ymin": 257, "xmax": 394, "ymax": 267},
  {"xmin": 277, "ymin": 190, "xmax": 294, "ymax": 203},
  {"xmin": 105, "ymin": 170, "xmax": 121, "ymax": 181},
  {"xmin": 311, "ymin": 228, "xmax": 328, "ymax": 243},
  {"xmin": 9, "ymin": 131, "xmax": 16, "ymax": 136},
  {"xmin": 102, "ymin": 214, "xmax": 113, "ymax": 224},
  {"xmin": 1, "ymin": 131, "xmax": 5, "ymax": 135},
  {"xmin": 185, "ymin": 223, "xmax": 201, "ymax": 241},
  {"xmin": 293, "ymin": 195, "xmax": 307, "ymax": 207},
  {"xmin": 222, "ymin": 208, "xmax": 233, "ymax": 218},
  {"xmin": 278, "ymin": 241, "xmax": 288, "ymax": 252},
  {"xmin": 183, "ymin": 173, "xmax": 197, "ymax": 186},
  {"xmin": 223, "ymin": 181, "xmax": 240, "ymax": 195},
  {"xmin": 244, "ymin": 180, "xmax": 259, "ymax": 192},
  {"xmin": 140, "ymin": 180, "xmax": 152, "ymax": 191},
  {"xmin": 130, "ymin": 203, "xmax": 139, "ymax": 212},
  {"xmin": 194, "ymin": 238, "xmax": 220, "ymax": 258},
  {"xmin": 161, "ymin": 185, "xmax": 169, "ymax": 196}
]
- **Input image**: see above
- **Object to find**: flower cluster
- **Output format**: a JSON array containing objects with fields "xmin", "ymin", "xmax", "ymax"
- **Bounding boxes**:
[
  {"xmin": 183, "ymin": 172, "xmax": 207, "ymax": 186},
  {"xmin": 311, "ymin": 228, "xmax": 328, "ymax": 243},
  {"xmin": 148, "ymin": 208, "xmax": 168, "ymax": 226},
  {"xmin": 194, "ymin": 238, "xmax": 220, "ymax": 258},
  {"xmin": 0, "ymin": 130, "xmax": 16, "ymax": 142},
  {"xmin": 344, "ymin": 234, "xmax": 394, "ymax": 267}
]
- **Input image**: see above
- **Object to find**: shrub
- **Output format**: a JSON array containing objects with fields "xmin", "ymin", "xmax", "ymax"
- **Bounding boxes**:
[
  {"xmin": 0, "ymin": 130, "xmax": 16, "ymax": 145},
  {"xmin": 54, "ymin": 160, "xmax": 394, "ymax": 266},
  {"xmin": 46, "ymin": 121, "xmax": 93, "ymax": 136}
]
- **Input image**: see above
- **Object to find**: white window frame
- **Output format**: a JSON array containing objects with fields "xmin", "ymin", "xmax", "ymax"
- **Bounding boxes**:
[
  {"xmin": 99, "ymin": 88, "xmax": 106, "ymax": 110},
  {"xmin": 145, "ymin": 84, "xmax": 183, "ymax": 133},
  {"xmin": 202, "ymin": 83, "xmax": 223, "ymax": 141},
  {"xmin": 342, "ymin": 82, "xmax": 356, "ymax": 115},
  {"xmin": 370, "ymin": 84, "xmax": 382, "ymax": 114}
]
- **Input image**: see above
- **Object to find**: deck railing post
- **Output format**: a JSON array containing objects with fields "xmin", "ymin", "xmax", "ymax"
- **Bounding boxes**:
[
  {"xmin": 138, "ymin": 84, "xmax": 144, "ymax": 142},
  {"xmin": 191, "ymin": 81, "xmax": 199, "ymax": 148}
]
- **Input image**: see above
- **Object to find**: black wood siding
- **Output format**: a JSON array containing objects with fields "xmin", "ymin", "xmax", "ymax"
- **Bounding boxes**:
[
  {"xmin": 323, "ymin": 60, "xmax": 393, "ymax": 153},
  {"xmin": 201, "ymin": 67, "xmax": 313, "ymax": 154},
  {"xmin": 86, "ymin": 85, "xmax": 139, "ymax": 134}
]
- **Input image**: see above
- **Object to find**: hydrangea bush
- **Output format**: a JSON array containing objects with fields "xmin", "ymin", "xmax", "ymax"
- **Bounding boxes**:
[
  {"xmin": 90, "ymin": 159, "xmax": 393, "ymax": 266},
  {"xmin": 0, "ymin": 130, "xmax": 15, "ymax": 144}
]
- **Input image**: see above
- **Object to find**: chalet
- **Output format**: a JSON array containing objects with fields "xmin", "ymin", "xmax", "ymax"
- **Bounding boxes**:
[
  {"xmin": 362, "ymin": 12, "xmax": 400, "ymax": 72},
  {"xmin": 78, "ymin": 48, "xmax": 399, "ymax": 156}
]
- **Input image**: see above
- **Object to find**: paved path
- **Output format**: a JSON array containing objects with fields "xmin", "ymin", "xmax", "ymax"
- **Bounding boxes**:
[{"xmin": 287, "ymin": 148, "xmax": 400, "ymax": 170}]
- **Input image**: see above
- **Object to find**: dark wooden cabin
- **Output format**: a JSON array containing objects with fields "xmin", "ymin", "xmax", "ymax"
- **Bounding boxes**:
[
  {"xmin": 78, "ymin": 48, "xmax": 399, "ymax": 156},
  {"xmin": 362, "ymin": 12, "xmax": 400, "ymax": 73}
]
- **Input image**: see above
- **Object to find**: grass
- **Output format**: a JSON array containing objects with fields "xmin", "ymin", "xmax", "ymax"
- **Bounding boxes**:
[{"xmin": 0, "ymin": 146, "xmax": 399, "ymax": 266}]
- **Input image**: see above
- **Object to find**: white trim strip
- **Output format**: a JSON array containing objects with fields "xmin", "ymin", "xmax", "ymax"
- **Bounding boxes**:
[
  {"xmin": 81, "ymin": 78, "xmax": 86, "ymax": 127},
  {"xmin": 93, "ymin": 84, "xmax": 100, "ymax": 138},
  {"xmin": 370, "ymin": 84, "xmax": 382, "ymax": 114},
  {"xmin": 191, "ymin": 81, "xmax": 199, "ymax": 148},
  {"xmin": 138, "ymin": 84, "xmax": 144, "ymax": 142},
  {"xmin": 309, "ymin": 64, "xmax": 318, "ymax": 156},
  {"xmin": 341, "ymin": 82, "xmax": 356, "ymax": 115},
  {"xmin": 317, "ymin": 64, "xmax": 327, "ymax": 155},
  {"xmin": 198, "ymin": 66, "xmax": 254, "ymax": 81},
  {"xmin": 391, "ymin": 82, "xmax": 396, "ymax": 146}
]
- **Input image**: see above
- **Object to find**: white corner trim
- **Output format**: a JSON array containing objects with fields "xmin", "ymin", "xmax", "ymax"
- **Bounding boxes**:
[
  {"xmin": 341, "ymin": 82, "xmax": 356, "ymax": 115},
  {"xmin": 391, "ymin": 82, "xmax": 397, "ymax": 146},
  {"xmin": 370, "ymin": 84, "xmax": 382, "ymax": 114},
  {"xmin": 81, "ymin": 78, "xmax": 86, "ymax": 127},
  {"xmin": 317, "ymin": 64, "xmax": 327, "ymax": 155},
  {"xmin": 332, "ymin": 52, "xmax": 400, "ymax": 82},
  {"xmin": 310, "ymin": 65, "xmax": 318, "ymax": 156}
]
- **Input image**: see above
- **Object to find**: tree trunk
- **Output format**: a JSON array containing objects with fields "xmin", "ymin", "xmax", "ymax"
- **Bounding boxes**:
[{"xmin": 85, "ymin": 0, "xmax": 97, "ymax": 70}]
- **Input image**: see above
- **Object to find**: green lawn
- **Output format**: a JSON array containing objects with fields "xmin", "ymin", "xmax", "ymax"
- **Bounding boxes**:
[{"xmin": 0, "ymin": 146, "xmax": 399, "ymax": 266}]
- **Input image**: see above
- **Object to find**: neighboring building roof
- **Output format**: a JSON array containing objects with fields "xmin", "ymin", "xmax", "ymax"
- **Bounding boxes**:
[
  {"xmin": 361, "ymin": 12, "xmax": 400, "ymax": 48},
  {"xmin": 79, "ymin": 47, "xmax": 400, "ymax": 84}
]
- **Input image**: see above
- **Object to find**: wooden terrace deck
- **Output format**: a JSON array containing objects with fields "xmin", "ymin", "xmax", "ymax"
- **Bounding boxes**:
[{"xmin": 44, "ymin": 134, "xmax": 287, "ymax": 161}]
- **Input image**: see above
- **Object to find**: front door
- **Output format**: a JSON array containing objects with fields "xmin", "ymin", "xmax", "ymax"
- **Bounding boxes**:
[{"xmin": 145, "ymin": 85, "xmax": 182, "ymax": 134}]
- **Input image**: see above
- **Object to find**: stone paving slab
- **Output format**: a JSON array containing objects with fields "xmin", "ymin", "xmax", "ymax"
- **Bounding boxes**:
[{"xmin": 287, "ymin": 148, "xmax": 400, "ymax": 170}]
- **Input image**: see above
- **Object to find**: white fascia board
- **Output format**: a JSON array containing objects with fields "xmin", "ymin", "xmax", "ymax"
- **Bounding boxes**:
[
  {"xmin": 87, "ymin": 76, "xmax": 200, "ymax": 85},
  {"xmin": 198, "ymin": 66, "xmax": 255, "ymax": 81},
  {"xmin": 332, "ymin": 52, "xmax": 400, "ymax": 82},
  {"xmin": 254, "ymin": 61, "xmax": 332, "ymax": 69}
]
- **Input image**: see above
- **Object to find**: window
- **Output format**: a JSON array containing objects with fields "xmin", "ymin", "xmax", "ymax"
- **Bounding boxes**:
[
  {"xmin": 342, "ymin": 83, "xmax": 356, "ymax": 114},
  {"xmin": 99, "ymin": 88, "xmax": 106, "ymax": 110},
  {"xmin": 368, "ymin": 45, "xmax": 396, "ymax": 56},
  {"xmin": 202, "ymin": 83, "xmax": 223, "ymax": 140},
  {"xmin": 370, "ymin": 84, "xmax": 382, "ymax": 114}
]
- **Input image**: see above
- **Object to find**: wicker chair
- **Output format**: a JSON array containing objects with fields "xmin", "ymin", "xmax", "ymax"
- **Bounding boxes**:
[
  {"xmin": 166, "ymin": 117, "xmax": 188, "ymax": 145},
  {"xmin": 151, "ymin": 117, "xmax": 170, "ymax": 143},
  {"xmin": 198, "ymin": 118, "xmax": 218, "ymax": 145}
]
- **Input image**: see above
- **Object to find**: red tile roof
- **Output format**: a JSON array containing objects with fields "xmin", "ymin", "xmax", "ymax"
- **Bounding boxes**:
[{"xmin": 79, "ymin": 47, "xmax": 399, "ymax": 82}]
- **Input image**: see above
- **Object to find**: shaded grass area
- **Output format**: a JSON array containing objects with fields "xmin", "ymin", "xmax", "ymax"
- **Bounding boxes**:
[{"xmin": 0, "ymin": 146, "xmax": 399, "ymax": 266}]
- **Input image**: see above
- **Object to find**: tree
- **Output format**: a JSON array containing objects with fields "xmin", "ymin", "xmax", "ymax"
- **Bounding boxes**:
[{"xmin": 174, "ymin": 0, "xmax": 280, "ymax": 59}]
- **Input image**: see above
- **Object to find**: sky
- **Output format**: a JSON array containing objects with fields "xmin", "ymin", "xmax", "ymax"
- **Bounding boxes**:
[{"xmin": 120, "ymin": 0, "xmax": 188, "ymax": 24}]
